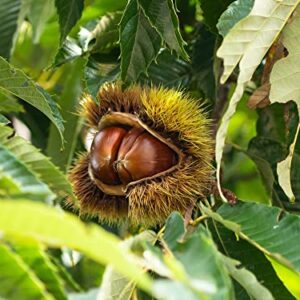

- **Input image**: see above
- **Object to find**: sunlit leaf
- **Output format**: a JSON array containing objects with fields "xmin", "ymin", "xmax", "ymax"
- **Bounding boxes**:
[
  {"xmin": 0, "ymin": 139, "xmax": 54, "ymax": 201},
  {"xmin": 267, "ymin": 256, "xmax": 300, "ymax": 299},
  {"xmin": 0, "ymin": 200, "xmax": 153, "ymax": 293},
  {"xmin": 0, "ymin": 124, "xmax": 73, "ymax": 198},
  {"xmin": 204, "ymin": 202, "xmax": 300, "ymax": 296},
  {"xmin": 215, "ymin": 0, "xmax": 299, "ymax": 201},
  {"xmin": 276, "ymin": 125, "xmax": 299, "ymax": 203},
  {"xmin": 270, "ymin": 6, "xmax": 300, "ymax": 106},
  {"xmin": 270, "ymin": 6, "xmax": 300, "ymax": 202}
]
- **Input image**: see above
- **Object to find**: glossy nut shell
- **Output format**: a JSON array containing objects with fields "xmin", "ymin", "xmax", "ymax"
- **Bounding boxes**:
[{"xmin": 89, "ymin": 125, "xmax": 178, "ymax": 188}]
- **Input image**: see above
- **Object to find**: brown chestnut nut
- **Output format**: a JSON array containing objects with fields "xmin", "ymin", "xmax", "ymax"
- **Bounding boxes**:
[
  {"xmin": 90, "ymin": 126, "xmax": 178, "ymax": 187},
  {"xmin": 89, "ymin": 127, "xmax": 127, "ymax": 185},
  {"xmin": 116, "ymin": 127, "xmax": 177, "ymax": 184},
  {"xmin": 69, "ymin": 84, "xmax": 213, "ymax": 226}
]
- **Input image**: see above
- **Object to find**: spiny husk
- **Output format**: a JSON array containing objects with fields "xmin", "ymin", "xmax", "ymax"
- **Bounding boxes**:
[
  {"xmin": 69, "ymin": 153, "xmax": 128, "ymax": 224},
  {"xmin": 70, "ymin": 83, "xmax": 213, "ymax": 226}
]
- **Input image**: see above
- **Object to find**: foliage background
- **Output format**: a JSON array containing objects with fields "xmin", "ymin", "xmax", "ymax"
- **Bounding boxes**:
[{"xmin": 0, "ymin": 0, "xmax": 300, "ymax": 299}]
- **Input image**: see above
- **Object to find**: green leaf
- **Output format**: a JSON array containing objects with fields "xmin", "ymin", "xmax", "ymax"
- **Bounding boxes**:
[
  {"xmin": 0, "ymin": 200, "xmax": 153, "ymax": 293},
  {"xmin": 99, "ymin": 231, "xmax": 156, "ymax": 300},
  {"xmin": 0, "ymin": 114, "xmax": 9, "ymax": 124},
  {"xmin": 226, "ymin": 143, "xmax": 272, "ymax": 204},
  {"xmin": 13, "ymin": 240, "xmax": 67, "ymax": 300},
  {"xmin": 120, "ymin": 0, "xmax": 162, "ymax": 83},
  {"xmin": 0, "ymin": 57, "xmax": 65, "ymax": 144},
  {"xmin": 208, "ymin": 221, "xmax": 294, "ymax": 299},
  {"xmin": 138, "ymin": 0, "xmax": 188, "ymax": 59},
  {"xmin": 0, "ymin": 175, "xmax": 21, "ymax": 194},
  {"xmin": 0, "ymin": 90, "xmax": 24, "ymax": 113},
  {"xmin": 246, "ymin": 153, "xmax": 275, "ymax": 203},
  {"xmin": 250, "ymin": 102, "xmax": 299, "ymax": 204},
  {"xmin": 221, "ymin": 255, "xmax": 274, "ymax": 300},
  {"xmin": 0, "ymin": 243, "xmax": 53, "ymax": 300},
  {"xmin": 267, "ymin": 256, "xmax": 300, "ymax": 299},
  {"xmin": 207, "ymin": 202, "xmax": 300, "ymax": 272},
  {"xmin": 0, "ymin": 142, "xmax": 54, "ymax": 201},
  {"xmin": 27, "ymin": 0, "xmax": 56, "ymax": 43},
  {"xmin": 256, "ymin": 103, "xmax": 297, "ymax": 146},
  {"xmin": 248, "ymin": 137, "xmax": 287, "ymax": 165},
  {"xmin": 0, "ymin": 124, "xmax": 73, "ymax": 198},
  {"xmin": 217, "ymin": 0, "xmax": 254, "ymax": 37},
  {"xmin": 52, "ymin": 256, "xmax": 82, "ymax": 292},
  {"xmin": 55, "ymin": 0, "xmax": 84, "ymax": 44},
  {"xmin": 52, "ymin": 38, "xmax": 83, "ymax": 68},
  {"xmin": 148, "ymin": 217, "xmax": 233, "ymax": 299},
  {"xmin": 87, "ymin": 12, "xmax": 123, "ymax": 53},
  {"xmin": 68, "ymin": 255, "xmax": 103, "ymax": 290},
  {"xmin": 205, "ymin": 202, "xmax": 300, "ymax": 297},
  {"xmin": 163, "ymin": 212, "xmax": 185, "ymax": 251},
  {"xmin": 215, "ymin": 0, "xmax": 299, "ymax": 201},
  {"xmin": 0, "ymin": 0, "xmax": 22, "ymax": 59},
  {"xmin": 85, "ymin": 56, "xmax": 119, "ymax": 98},
  {"xmin": 139, "ymin": 49, "xmax": 190, "ymax": 89},
  {"xmin": 47, "ymin": 58, "xmax": 85, "ymax": 171},
  {"xmin": 172, "ymin": 227, "xmax": 233, "ymax": 299}
]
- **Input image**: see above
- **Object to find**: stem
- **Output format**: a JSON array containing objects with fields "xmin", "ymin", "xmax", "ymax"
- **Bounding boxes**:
[{"xmin": 189, "ymin": 215, "xmax": 209, "ymax": 226}]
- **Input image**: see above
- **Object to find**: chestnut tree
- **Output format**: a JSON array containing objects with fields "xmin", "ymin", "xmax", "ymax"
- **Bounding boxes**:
[{"xmin": 0, "ymin": 0, "xmax": 299, "ymax": 299}]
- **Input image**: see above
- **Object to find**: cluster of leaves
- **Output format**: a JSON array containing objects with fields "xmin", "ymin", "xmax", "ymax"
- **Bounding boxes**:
[{"xmin": 0, "ymin": 0, "xmax": 300, "ymax": 299}]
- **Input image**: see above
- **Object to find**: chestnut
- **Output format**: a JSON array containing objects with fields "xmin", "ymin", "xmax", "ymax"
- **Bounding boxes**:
[
  {"xmin": 116, "ymin": 127, "xmax": 178, "ymax": 184},
  {"xmin": 69, "ymin": 84, "xmax": 213, "ymax": 226},
  {"xmin": 90, "ymin": 127, "xmax": 127, "ymax": 185},
  {"xmin": 90, "ymin": 125, "xmax": 178, "ymax": 189}
]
